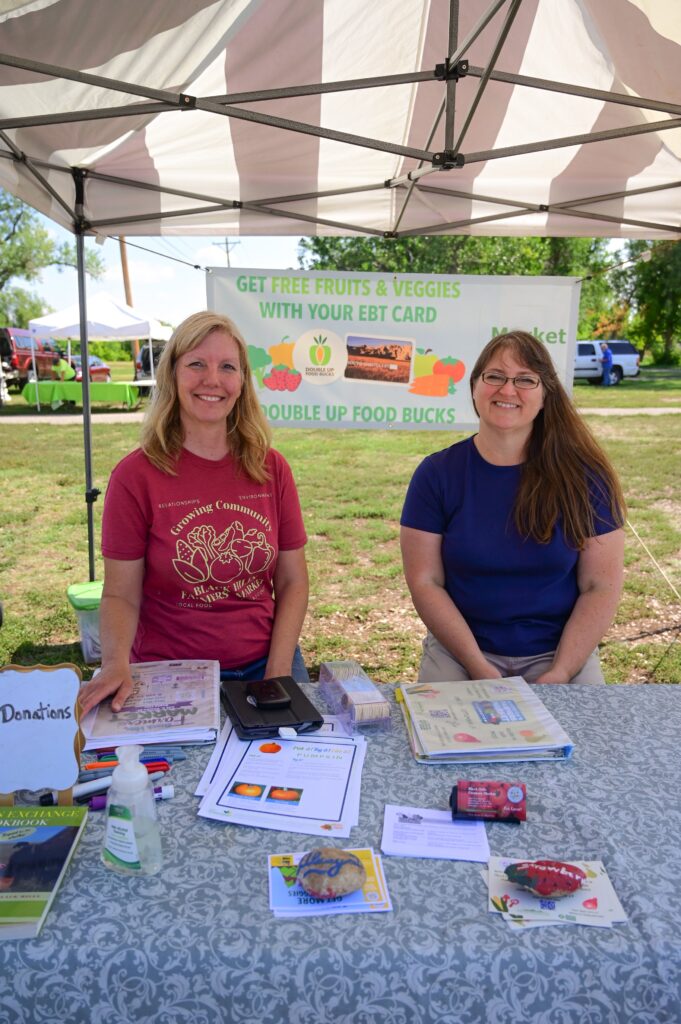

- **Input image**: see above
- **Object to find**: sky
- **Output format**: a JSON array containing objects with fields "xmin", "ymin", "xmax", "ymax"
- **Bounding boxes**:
[{"xmin": 36, "ymin": 219, "xmax": 304, "ymax": 329}]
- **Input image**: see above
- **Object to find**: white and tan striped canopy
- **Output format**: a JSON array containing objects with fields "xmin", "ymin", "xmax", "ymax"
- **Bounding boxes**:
[{"xmin": 1, "ymin": 0, "xmax": 679, "ymax": 241}]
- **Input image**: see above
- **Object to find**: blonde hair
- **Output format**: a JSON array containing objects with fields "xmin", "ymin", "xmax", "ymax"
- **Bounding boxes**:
[
  {"xmin": 469, "ymin": 331, "xmax": 626, "ymax": 548},
  {"xmin": 141, "ymin": 311, "xmax": 272, "ymax": 482}
]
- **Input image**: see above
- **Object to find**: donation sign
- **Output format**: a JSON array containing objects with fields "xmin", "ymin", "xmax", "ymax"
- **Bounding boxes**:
[{"xmin": 206, "ymin": 269, "xmax": 580, "ymax": 431}]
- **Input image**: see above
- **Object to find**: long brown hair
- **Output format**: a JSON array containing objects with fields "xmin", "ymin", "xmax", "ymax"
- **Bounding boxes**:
[
  {"xmin": 141, "ymin": 311, "xmax": 272, "ymax": 482},
  {"xmin": 469, "ymin": 331, "xmax": 626, "ymax": 548}
]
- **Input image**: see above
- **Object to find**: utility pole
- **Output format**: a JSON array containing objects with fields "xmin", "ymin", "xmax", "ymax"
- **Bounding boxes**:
[
  {"xmin": 213, "ymin": 237, "xmax": 240, "ymax": 267},
  {"xmin": 119, "ymin": 236, "xmax": 139, "ymax": 358}
]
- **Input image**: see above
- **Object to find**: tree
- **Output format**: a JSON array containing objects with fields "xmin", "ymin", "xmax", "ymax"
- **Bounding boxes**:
[
  {"xmin": 299, "ymin": 235, "xmax": 614, "ymax": 337},
  {"xmin": 615, "ymin": 240, "xmax": 681, "ymax": 365},
  {"xmin": 0, "ymin": 191, "xmax": 105, "ymax": 326}
]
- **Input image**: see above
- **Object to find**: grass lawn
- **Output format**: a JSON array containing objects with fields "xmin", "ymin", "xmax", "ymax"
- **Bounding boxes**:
[
  {"xmin": 573, "ymin": 367, "xmax": 681, "ymax": 408},
  {"xmin": 1, "ymin": 387, "xmax": 680, "ymax": 683}
]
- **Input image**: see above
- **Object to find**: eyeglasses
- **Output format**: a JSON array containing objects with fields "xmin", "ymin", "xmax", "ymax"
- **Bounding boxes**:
[{"xmin": 480, "ymin": 371, "xmax": 542, "ymax": 390}]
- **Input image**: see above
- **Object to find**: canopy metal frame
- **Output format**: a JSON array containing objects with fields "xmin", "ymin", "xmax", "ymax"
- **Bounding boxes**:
[{"xmin": 1, "ymin": 0, "xmax": 679, "ymax": 578}]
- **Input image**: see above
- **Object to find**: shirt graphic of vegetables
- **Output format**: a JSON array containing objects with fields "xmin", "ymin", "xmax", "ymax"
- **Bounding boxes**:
[{"xmin": 172, "ymin": 522, "xmax": 274, "ymax": 593}]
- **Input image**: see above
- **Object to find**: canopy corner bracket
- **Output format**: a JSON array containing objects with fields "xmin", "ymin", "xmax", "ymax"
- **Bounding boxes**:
[
  {"xmin": 435, "ymin": 58, "xmax": 469, "ymax": 82},
  {"xmin": 432, "ymin": 151, "xmax": 465, "ymax": 169}
]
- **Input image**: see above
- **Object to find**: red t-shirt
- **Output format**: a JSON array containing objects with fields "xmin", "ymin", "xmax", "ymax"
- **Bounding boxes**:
[{"xmin": 101, "ymin": 447, "xmax": 307, "ymax": 668}]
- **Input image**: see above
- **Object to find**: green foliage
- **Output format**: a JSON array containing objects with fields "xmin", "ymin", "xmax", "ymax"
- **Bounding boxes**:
[
  {"xmin": 622, "ymin": 241, "xmax": 681, "ymax": 365},
  {"xmin": 299, "ymin": 234, "xmax": 613, "ymax": 337},
  {"xmin": 0, "ymin": 190, "xmax": 106, "ymax": 327},
  {"xmin": 0, "ymin": 286, "xmax": 46, "ymax": 326},
  {"xmin": 82, "ymin": 341, "xmax": 134, "ymax": 361}
]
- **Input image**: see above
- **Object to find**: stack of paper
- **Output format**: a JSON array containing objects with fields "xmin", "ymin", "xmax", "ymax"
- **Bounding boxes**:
[
  {"xmin": 82, "ymin": 660, "xmax": 221, "ymax": 750},
  {"xmin": 268, "ymin": 848, "xmax": 391, "ymax": 917},
  {"xmin": 397, "ymin": 676, "xmax": 574, "ymax": 764},
  {"xmin": 196, "ymin": 719, "xmax": 366, "ymax": 837},
  {"xmin": 486, "ymin": 856, "xmax": 627, "ymax": 929}
]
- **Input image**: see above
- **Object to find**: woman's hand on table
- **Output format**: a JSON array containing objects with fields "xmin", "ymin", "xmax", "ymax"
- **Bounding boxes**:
[
  {"xmin": 78, "ymin": 662, "xmax": 136, "ymax": 716},
  {"xmin": 534, "ymin": 665, "xmax": 572, "ymax": 684}
]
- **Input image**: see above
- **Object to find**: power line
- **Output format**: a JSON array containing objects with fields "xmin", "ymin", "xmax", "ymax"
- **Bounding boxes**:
[{"xmin": 108, "ymin": 234, "xmax": 207, "ymax": 271}]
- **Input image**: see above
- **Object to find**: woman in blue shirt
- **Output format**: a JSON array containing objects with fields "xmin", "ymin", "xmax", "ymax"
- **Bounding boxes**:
[{"xmin": 401, "ymin": 331, "xmax": 626, "ymax": 684}]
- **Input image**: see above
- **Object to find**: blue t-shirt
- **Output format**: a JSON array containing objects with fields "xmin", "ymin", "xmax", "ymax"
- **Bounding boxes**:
[
  {"xmin": 400, "ymin": 436, "xmax": 618, "ymax": 656},
  {"xmin": 601, "ymin": 346, "xmax": 613, "ymax": 370}
]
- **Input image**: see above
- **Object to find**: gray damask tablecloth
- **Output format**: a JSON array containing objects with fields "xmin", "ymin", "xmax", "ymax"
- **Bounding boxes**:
[{"xmin": 1, "ymin": 683, "xmax": 680, "ymax": 1024}]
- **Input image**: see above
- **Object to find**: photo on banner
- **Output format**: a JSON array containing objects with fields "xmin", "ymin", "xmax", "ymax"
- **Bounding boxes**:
[{"xmin": 206, "ymin": 269, "xmax": 581, "ymax": 431}]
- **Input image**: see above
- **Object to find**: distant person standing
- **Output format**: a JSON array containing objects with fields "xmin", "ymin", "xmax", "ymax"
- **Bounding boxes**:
[
  {"xmin": 599, "ymin": 342, "xmax": 613, "ymax": 387},
  {"xmin": 52, "ymin": 352, "xmax": 76, "ymax": 381}
]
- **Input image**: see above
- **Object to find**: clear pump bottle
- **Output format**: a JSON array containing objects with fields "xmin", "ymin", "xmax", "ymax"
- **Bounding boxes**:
[{"xmin": 101, "ymin": 744, "xmax": 163, "ymax": 875}]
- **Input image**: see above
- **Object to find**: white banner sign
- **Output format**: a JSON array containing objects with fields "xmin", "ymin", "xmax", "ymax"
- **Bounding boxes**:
[{"xmin": 206, "ymin": 269, "xmax": 580, "ymax": 431}]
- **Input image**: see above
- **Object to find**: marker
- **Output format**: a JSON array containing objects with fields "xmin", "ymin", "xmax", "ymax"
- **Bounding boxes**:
[
  {"xmin": 39, "ymin": 771, "xmax": 166, "ymax": 806},
  {"xmin": 78, "ymin": 763, "xmax": 168, "ymax": 779},
  {"xmin": 87, "ymin": 785, "xmax": 174, "ymax": 811},
  {"xmin": 82, "ymin": 759, "xmax": 170, "ymax": 771}
]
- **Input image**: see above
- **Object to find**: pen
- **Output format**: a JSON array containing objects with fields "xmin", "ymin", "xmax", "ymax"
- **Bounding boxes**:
[
  {"xmin": 88, "ymin": 746, "xmax": 187, "ymax": 761},
  {"xmin": 87, "ymin": 784, "xmax": 175, "ymax": 811},
  {"xmin": 39, "ymin": 771, "xmax": 166, "ymax": 806},
  {"xmin": 94, "ymin": 751, "xmax": 183, "ymax": 763}
]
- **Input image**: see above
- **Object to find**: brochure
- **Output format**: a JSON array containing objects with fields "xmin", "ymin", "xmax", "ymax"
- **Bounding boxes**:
[
  {"xmin": 0, "ymin": 806, "xmax": 88, "ymax": 940},
  {"xmin": 381, "ymin": 804, "xmax": 490, "ymax": 862},
  {"xmin": 397, "ymin": 677, "xmax": 573, "ymax": 764},
  {"xmin": 194, "ymin": 716, "xmax": 350, "ymax": 798},
  {"xmin": 268, "ymin": 848, "xmax": 391, "ymax": 917},
  {"xmin": 82, "ymin": 660, "xmax": 220, "ymax": 749},
  {"xmin": 197, "ymin": 727, "xmax": 366, "ymax": 837},
  {"xmin": 486, "ymin": 856, "xmax": 627, "ymax": 929}
]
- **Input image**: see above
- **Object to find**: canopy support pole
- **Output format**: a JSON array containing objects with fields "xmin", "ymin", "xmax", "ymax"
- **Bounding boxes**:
[
  {"xmin": 444, "ymin": 0, "xmax": 459, "ymax": 153},
  {"xmin": 73, "ymin": 168, "xmax": 99, "ymax": 582}
]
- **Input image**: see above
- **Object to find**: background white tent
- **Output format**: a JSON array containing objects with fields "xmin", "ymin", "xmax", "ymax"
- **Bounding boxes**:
[
  {"xmin": 29, "ymin": 292, "xmax": 172, "ymax": 346},
  {"xmin": 1, "ymin": 0, "xmax": 679, "ymax": 578},
  {"xmin": 27, "ymin": 293, "xmax": 172, "ymax": 570}
]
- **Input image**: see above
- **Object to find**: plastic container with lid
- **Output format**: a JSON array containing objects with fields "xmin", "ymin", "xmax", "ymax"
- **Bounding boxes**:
[
  {"xmin": 101, "ymin": 745, "xmax": 163, "ymax": 876},
  {"xmin": 66, "ymin": 580, "xmax": 103, "ymax": 663},
  {"xmin": 319, "ymin": 659, "xmax": 391, "ymax": 734}
]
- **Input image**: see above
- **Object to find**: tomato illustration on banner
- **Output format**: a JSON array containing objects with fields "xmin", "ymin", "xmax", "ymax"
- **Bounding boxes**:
[{"xmin": 409, "ymin": 348, "xmax": 466, "ymax": 397}]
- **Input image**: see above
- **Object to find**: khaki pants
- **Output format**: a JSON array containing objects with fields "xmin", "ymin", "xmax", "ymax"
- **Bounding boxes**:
[{"xmin": 418, "ymin": 632, "xmax": 605, "ymax": 684}]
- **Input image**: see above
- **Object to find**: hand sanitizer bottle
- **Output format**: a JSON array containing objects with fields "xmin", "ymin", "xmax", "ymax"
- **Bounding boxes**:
[{"xmin": 101, "ymin": 745, "xmax": 163, "ymax": 875}]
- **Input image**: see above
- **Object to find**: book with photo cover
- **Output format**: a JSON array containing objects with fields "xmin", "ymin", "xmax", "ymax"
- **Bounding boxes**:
[{"xmin": 0, "ymin": 805, "xmax": 87, "ymax": 940}]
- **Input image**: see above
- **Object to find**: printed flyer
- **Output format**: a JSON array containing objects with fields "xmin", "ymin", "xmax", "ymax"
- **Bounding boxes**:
[
  {"xmin": 206, "ymin": 268, "xmax": 580, "ymax": 431},
  {"xmin": 197, "ymin": 728, "xmax": 366, "ymax": 836}
]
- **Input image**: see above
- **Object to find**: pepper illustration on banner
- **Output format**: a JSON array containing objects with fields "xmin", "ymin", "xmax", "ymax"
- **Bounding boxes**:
[{"xmin": 268, "ymin": 337, "xmax": 295, "ymax": 369}]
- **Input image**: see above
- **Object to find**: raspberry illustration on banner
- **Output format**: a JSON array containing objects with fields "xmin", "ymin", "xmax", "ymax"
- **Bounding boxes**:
[{"xmin": 504, "ymin": 859, "xmax": 587, "ymax": 898}]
